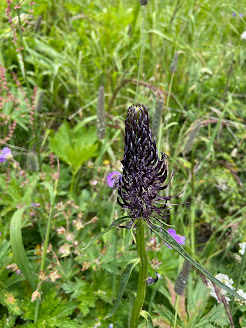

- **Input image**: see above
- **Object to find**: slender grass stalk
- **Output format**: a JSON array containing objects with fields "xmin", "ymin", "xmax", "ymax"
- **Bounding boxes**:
[
  {"xmin": 173, "ymin": 295, "xmax": 179, "ymax": 328},
  {"xmin": 112, "ymin": 228, "xmax": 117, "ymax": 298},
  {"xmin": 148, "ymin": 284, "xmax": 157, "ymax": 314},
  {"xmin": 165, "ymin": 72, "xmax": 175, "ymax": 150},
  {"xmin": 34, "ymin": 178, "xmax": 57, "ymax": 322},
  {"xmin": 130, "ymin": 219, "xmax": 147, "ymax": 328},
  {"xmin": 16, "ymin": 0, "xmax": 31, "ymax": 101},
  {"xmin": 96, "ymin": 86, "xmax": 106, "ymax": 140},
  {"xmin": 134, "ymin": 6, "xmax": 146, "ymax": 102},
  {"xmin": 35, "ymin": 92, "xmax": 43, "ymax": 171},
  {"xmin": 190, "ymin": 146, "xmax": 196, "ymax": 256},
  {"xmin": 34, "ymin": 205, "xmax": 53, "ymax": 323}
]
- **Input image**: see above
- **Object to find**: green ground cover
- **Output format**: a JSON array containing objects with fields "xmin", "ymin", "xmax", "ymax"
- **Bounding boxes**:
[{"xmin": 0, "ymin": 0, "xmax": 246, "ymax": 327}]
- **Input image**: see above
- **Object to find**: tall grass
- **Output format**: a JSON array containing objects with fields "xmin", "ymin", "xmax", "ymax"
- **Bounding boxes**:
[{"xmin": 0, "ymin": 0, "xmax": 246, "ymax": 326}]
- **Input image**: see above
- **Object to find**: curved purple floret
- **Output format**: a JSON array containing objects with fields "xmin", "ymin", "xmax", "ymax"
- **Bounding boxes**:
[{"xmin": 117, "ymin": 104, "xmax": 181, "ymax": 227}]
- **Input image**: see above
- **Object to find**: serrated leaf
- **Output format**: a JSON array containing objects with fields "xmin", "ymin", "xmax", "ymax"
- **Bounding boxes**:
[
  {"xmin": 78, "ymin": 291, "xmax": 97, "ymax": 316},
  {"xmin": 49, "ymin": 122, "xmax": 98, "ymax": 174},
  {"xmin": 151, "ymin": 223, "xmax": 246, "ymax": 302},
  {"xmin": 196, "ymin": 304, "xmax": 229, "ymax": 327},
  {"xmin": 107, "ymin": 258, "xmax": 139, "ymax": 318},
  {"xmin": 10, "ymin": 207, "xmax": 36, "ymax": 290},
  {"xmin": 0, "ymin": 314, "xmax": 16, "ymax": 328},
  {"xmin": 61, "ymin": 278, "xmax": 86, "ymax": 299},
  {"xmin": 0, "ymin": 289, "xmax": 22, "ymax": 316},
  {"xmin": 81, "ymin": 216, "xmax": 131, "ymax": 251}
]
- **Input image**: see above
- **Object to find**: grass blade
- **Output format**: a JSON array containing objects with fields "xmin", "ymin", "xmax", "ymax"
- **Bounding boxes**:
[
  {"xmin": 81, "ymin": 216, "xmax": 131, "ymax": 251},
  {"xmin": 107, "ymin": 258, "xmax": 140, "ymax": 318},
  {"xmin": 10, "ymin": 207, "xmax": 36, "ymax": 290}
]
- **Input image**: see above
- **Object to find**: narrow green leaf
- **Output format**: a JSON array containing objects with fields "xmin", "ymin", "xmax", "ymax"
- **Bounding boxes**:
[
  {"xmin": 40, "ymin": 182, "xmax": 55, "ymax": 205},
  {"xmin": 107, "ymin": 258, "xmax": 140, "ymax": 318},
  {"xmin": 10, "ymin": 207, "xmax": 36, "ymax": 290},
  {"xmin": 151, "ymin": 223, "xmax": 246, "ymax": 302},
  {"xmin": 81, "ymin": 216, "xmax": 131, "ymax": 251}
]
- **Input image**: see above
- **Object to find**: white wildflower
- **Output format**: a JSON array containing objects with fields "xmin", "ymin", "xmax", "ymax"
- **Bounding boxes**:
[
  {"xmin": 235, "ymin": 289, "xmax": 246, "ymax": 305},
  {"xmin": 239, "ymin": 242, "xmax": 246, "ymax": 255},
  {"xmin": 241, "ymin": 31, "xmax": 246, "ymax": 40},
  {"xmin": 207, "ymin": 273, "xmax": 234, "ymax": 303},
  {"xmin": 234, "ymin": 253, "xmax": 242, "ymax": 263}
]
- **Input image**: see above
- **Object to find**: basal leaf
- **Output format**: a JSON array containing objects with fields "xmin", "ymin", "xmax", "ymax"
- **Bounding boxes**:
[
  {"xmin": 10, "ymin": 207, "xmax": 36, "ymax": 290},
  {"xmin": 106, "ymin": 258, "xmax": 140, "ymax": 318}
]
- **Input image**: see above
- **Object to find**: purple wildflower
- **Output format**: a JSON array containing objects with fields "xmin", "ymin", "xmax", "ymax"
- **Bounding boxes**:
[
  {"xmin": 240, "ymin": 14, "xmax": 244, "ymax": 17},
  {"xmin": 0, "ymin": 147, "xmax": 12, "ymax": 162},
  {"xmin": 107, "ymin": 171, "xmax": 121, "ymax": 188},
  {"xmin": 117, "ymin": 105, "xmax": 180, "ymax": 227},
  {"xmin": 165, "ymin": 229, "xmax": 186, "ymax": 249},
  {"xmin": 232, "ymin": 12, "xmax": 236, "ymax": 16},
  {"xmin": 31, "ymin": 203, "xmax": 40, "ymax": 207}
]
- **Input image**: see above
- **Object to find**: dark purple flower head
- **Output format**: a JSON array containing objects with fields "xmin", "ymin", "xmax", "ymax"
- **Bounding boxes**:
[{"xmin": 117, "ymin": 104, "xmax": 178, "ymax": 227}]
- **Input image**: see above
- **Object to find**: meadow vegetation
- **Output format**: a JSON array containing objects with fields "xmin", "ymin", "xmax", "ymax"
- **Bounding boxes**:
[{"xmin": 0, "ymin": 0, "xmax": 246, "ymax": 327}]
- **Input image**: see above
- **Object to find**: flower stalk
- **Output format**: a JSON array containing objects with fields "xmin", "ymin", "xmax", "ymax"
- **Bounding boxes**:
[{"xmin": 130, "ymin": 219, "xmax": 147, "ymax": 328}]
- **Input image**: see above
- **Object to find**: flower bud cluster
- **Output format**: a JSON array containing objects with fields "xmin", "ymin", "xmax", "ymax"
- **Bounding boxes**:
[{"xmin": 118, "ymin": 104, "xmax": 174, "ymax": 226}]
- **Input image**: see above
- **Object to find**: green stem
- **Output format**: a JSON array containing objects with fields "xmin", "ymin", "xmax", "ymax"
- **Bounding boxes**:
[
  {"xmin": 70, "ymin": 172, "xmax": 76, "ymax": 193},
  {"xmin": 34, "ymin": 202, "xmax": 54, "ymax": 323},
  {"xmin": 40, "ymin": 207, "xmax": 53, "ymax": 272},
  {"xmin": 130, "ymin": 219, "xmax": 147, "ymax": 328}
]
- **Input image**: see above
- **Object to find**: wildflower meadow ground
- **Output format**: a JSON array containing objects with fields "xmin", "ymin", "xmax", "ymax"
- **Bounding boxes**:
[{"xmin": 0, "ymin": 0, "xmax": 246, "ymax": 327}]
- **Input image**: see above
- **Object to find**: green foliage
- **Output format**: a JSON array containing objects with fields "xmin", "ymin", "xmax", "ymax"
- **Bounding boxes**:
[
  {"xmin": 0, "ymin": 314, "xmax": 17, "ymax": 328},
  {"xmin": 154, "ymin": 278, "xmax": 230, "ymax": 327},
  {"xmin": 21, "ymin": 290, "xmax": 79, "ymax": 328},
  {"xmin": 0, "ymin": 0, "xmax": 246, "ymax": 326},
  {"xmin": 49, "ymin": 122, "xmax": 98, "ymax": 175},
  {"xmin": 0, "ymin": 174, "xmax": 37, "ymax": 216}
]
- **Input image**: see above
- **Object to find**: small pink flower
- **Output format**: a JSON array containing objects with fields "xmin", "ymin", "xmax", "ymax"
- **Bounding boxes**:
[
  {"xmin": 165, "ymin": 229, "xmax": 186, "ymax": 249},
  {"xmin": 107, "ymin": 171, "xmax": 121, "ymax": 188}
]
